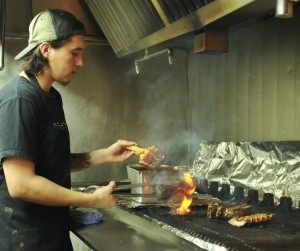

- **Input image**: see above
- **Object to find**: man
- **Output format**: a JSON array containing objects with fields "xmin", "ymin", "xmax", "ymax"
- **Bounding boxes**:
[{"xmin": 0, "ymin": 9, "xmax": 136, "ymax": 250}]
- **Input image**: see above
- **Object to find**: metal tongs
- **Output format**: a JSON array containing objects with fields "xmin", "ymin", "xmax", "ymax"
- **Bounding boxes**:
[{"xmin": 83, "ymin": 183, "xmax": 159, "ymax": 197}]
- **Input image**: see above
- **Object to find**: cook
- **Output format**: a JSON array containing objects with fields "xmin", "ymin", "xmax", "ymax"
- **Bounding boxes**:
[{"xmin": 0, "ymin": 9, "xmax": 137, "ymax": 251}]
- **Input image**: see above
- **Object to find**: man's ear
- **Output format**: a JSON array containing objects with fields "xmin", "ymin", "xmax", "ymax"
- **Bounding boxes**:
[{"xmin": 39, "ymin": 42, "xmax": 51, "ymax": 58}]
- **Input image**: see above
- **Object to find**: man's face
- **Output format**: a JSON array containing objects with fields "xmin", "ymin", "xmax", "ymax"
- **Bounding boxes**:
[{"xmin": 47, "ymin": 35, "xmax": 85, "ymax": 85}]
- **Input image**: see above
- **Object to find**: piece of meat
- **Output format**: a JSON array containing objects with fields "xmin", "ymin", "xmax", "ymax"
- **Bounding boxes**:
[
  {"xmin": 127, "ymin": 145, "xmax": 166, "ymax": 168},
  {"xmin": 207, "ymin": 202, "xmax": 224, "ymax": 219},
  {"xmin": 228, "ymin": 213, "xmax": 275, "ymax": 227},
  {"xmin": 207, "ymin": 202, "xmax": 252, "ymax": 219},
  {"xmin": 223, "ymin": 204, "xmax": 253, "ymax": 218}
]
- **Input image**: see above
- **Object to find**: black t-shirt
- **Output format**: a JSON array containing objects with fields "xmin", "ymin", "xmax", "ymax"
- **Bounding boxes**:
[{"xmin": 0, "ymin": 74, "xmax": 72, "ymax": 250}]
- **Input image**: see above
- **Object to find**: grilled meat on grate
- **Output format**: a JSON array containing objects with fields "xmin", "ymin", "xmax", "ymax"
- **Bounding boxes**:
[
  {"xmin": 207, "ymin": 202, "xmax": 252, "ymax": 219},
  {"xmin": 228, "ymin": 213, "xmax": 276, "ymax": 227}
]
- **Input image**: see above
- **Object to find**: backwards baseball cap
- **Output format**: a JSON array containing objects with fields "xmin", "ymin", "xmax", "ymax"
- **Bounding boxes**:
[{"xmin": 15, "ymin": 9, "xmax": 85, "ymax": 60}]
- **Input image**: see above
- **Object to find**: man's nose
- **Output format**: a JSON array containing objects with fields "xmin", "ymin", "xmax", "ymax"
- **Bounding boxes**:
[{"xmin": 77, "ymin": 55, "xmax": 84, "ymax": 67}]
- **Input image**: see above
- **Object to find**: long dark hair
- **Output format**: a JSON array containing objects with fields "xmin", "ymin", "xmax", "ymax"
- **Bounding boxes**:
[{"xmin": 21, "ymin": 38, "xmax": 70, "ymax": 76}]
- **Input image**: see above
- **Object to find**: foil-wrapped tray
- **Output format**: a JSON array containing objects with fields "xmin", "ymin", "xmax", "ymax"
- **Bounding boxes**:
[{"xmin": 190, "ymin": 141, "xmax": 300, "ymax": 208}]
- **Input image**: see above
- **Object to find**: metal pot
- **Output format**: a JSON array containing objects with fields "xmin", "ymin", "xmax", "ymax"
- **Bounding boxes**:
[{"xmin": 126, "ymin": 164, "xmax": 189, "ymax": 203}]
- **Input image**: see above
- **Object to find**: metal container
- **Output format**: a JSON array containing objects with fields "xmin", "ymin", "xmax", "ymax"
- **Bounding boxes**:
[{"xmin": 127, "ymin": 164, "xmax": 189, "ymax": 203}]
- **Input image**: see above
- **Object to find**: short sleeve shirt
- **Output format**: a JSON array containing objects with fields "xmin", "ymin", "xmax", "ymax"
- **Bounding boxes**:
[{"xmin": 0, "ymin": 74, "xmax": 72, "ymax": 250}]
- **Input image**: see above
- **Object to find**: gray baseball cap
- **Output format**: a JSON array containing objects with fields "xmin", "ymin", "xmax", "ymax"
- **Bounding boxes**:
[{"xmin": 15, "ymin": 9, "xmax": 85, "ymax": 60}]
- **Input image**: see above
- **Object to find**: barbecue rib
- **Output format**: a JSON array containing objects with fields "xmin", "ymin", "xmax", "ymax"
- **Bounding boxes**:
[
  {"xmin": 207, "ymin": 202, "xmax": 252, "ymax": 219},
  {"xmin": 228, "ymin": 213, "xmax": 275, "ymax": 227},
  {"xmin": 126, "ymin": 145, "xmax": 166, "ymax": 168}
]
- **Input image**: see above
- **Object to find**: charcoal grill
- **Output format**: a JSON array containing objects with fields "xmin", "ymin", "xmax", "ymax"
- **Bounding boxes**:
[
  {"xmin": 116, "ymin": 141, "xmax": 300, "ymax": 250},
  {"xmin": 117, "ymin": 185, "xmax": 300, "ymax": 251}
]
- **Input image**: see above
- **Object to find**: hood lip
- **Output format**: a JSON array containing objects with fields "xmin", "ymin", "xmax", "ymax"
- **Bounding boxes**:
[{"xmin": 110, "ymin": 0, "xmax": 277, "ymax": 58}]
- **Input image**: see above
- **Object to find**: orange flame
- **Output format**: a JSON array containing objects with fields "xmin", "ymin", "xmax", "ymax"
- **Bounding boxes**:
[
  {"xmin": 183, "ymin": 172, "xmax": 196, "ymax": 195},
  {"xmin": 174, "ymin": 172, "xmax": 196, "ymax": 215},
  {"xmin": 144, "ymin": 175, "xmax": 153, "ymax": 193},
  {"xmin": 176, "ymin": 195, "xmax": 193, "ymax": 214}
]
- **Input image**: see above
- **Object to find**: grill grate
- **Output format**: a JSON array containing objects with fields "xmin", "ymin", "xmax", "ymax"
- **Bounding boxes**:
[{"xmin": 118, "ymin": 197, "xmax": 300, "ymax": 251}]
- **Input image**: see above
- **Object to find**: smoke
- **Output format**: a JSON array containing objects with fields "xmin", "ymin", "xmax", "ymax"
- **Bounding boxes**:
[
  {"xmin": 115, "ymin": 49, "xmax": 213, "ymax": 167},
  {"xmin": 118, "ymin": 50, "xmax": 191, "ymax": 165}
]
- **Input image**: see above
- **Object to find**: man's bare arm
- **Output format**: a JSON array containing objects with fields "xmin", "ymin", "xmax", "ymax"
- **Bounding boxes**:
[
  {"xmin": 3, "ymin": 156, "xmax": 117, "ymax": 208},
  {"xmin": 71, "ymin": 153, "xmax": 91, "ymax": 172},
  {"xmin": 70, "ymin": 140, "xmax": 137, "ymax": 172}
]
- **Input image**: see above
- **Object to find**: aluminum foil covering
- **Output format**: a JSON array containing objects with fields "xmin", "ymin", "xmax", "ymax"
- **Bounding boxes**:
[{"xmin": 190, "ymin": 141, "xmax": 300, "ymax": 208}]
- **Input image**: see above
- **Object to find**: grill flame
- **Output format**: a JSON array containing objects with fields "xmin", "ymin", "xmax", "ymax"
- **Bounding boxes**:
[{"xmin": 173, "ymin": 172, "xmax": 196, "ymax": 215}]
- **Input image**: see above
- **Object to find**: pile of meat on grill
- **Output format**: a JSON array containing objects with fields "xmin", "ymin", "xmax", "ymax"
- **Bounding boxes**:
[{"xmin": 207, "ymin": 202, "xmax": 275, "ymax": 227}]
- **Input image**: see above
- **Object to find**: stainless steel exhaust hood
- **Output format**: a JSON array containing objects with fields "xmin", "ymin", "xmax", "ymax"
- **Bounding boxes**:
[{"xmin": 82, "ymin": 0, "xmax": 278, "ymax": 57}]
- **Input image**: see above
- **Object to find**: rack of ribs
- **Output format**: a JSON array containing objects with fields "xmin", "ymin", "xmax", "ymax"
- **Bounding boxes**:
[{"xmin": 207, "ymin": 202, "xmax": 252, "ymax": 219}]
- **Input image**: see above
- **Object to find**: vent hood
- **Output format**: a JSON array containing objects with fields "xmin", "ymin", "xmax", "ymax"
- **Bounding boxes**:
[{"xmin": 82, "ymin": 0, "xmax": 278, "ymax": 57}]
